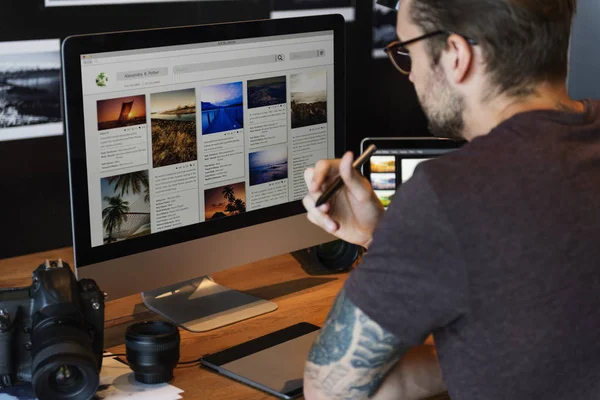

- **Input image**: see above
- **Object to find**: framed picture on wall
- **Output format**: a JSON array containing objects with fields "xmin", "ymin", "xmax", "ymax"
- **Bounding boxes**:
[
  {"xmin": 373, "ymin": 0, "xmax": 398, "ymax": 58},
  {"xmin": 0, "ymin": 39, "xmax": 62, "ymax": 142},
  {"xmin": 271, "ymin": 0, "xmax": 355, "ymax": 22}
]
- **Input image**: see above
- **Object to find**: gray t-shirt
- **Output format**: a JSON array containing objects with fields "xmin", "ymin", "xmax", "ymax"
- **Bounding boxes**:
[{"xmin": 345, "ymin": 100, "xmax": 600, "ymax": 399}]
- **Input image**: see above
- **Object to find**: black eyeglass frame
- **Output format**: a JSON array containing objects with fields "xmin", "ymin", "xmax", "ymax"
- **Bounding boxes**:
[{"xmin": 384, "ymin": 30, "xmax": 478, "ymax": 75}]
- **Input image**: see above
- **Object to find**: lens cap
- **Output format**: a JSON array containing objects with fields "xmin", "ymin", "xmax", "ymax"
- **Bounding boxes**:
[{"xmin": 125, "ymin": 321, "xmax": 180, "ymax": 384}]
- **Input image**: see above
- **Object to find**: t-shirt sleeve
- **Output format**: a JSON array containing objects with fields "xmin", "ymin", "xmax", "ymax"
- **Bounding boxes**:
[{"xmin": 345, "ymin": 164, "xmax": 469, "ymax": 345}]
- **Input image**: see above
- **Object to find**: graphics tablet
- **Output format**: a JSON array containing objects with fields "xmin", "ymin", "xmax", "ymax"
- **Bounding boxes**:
[
  {"xmin": 361, "ymin": 137, "xmax": 465, "ymax": 208},
  {"xmin": 201, "ymin": 322, "xmax": 320, "ymax": 399}
]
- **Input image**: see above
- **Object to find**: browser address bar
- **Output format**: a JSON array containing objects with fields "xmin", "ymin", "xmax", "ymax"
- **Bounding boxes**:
[{"xmin": 174, "ymin": 54, "xmax": 284, "ymax": 74}]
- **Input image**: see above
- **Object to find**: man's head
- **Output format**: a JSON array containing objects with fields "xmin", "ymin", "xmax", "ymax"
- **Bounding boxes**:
[{"xmin": 394, "ymin": 0, "xmax": 578, "ymax": 139}]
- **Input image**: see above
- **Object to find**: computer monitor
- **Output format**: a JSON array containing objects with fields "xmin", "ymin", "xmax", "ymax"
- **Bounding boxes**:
[
  {"xmin": 61, "ymin": 15, "xmax": 344, "ymax": 332},
  {"xmin": 361, "ymin": 137, "xmax": 466, "ymax": 208}
]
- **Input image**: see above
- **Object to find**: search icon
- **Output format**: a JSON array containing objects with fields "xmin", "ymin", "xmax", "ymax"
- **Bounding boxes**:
[{"xmin": 276, "ymin": 54, "xmax": 285, "ymax": 62}]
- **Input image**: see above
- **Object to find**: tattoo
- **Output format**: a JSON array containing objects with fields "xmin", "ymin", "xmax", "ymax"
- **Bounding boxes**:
[
  {"xmin": 555, "ymin": 100, "xmax": 582, "ymax": 114},
  {"xmin": 308, "ymin": 289, "xmax": 356, "ymax": 366},
  {"xmin": 305, "ymin": 290, "xmax": 410, "ymax": 399}
]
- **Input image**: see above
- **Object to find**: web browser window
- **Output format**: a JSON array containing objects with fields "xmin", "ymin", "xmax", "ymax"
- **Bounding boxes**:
[{"xmin": 80, "ymin": 31, "xmax": 335, "ymax": 247}]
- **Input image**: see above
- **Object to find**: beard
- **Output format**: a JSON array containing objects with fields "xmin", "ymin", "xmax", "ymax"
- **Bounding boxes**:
[{"xmin": 417, "ymin": 64, "xmax": 466, "ymax": 140}]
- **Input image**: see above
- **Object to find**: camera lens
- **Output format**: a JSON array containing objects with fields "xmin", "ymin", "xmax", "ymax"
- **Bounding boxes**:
[
  {"xmin": 31, "ymin": 324, "xmax": 99, "ymax": 400},
  {"xmin": 316, "ymin": 240, "xmax": 361, "ymax": 272},
  {"xmin": 126, "ymin": 321, "xmax": 180, "ymax": 384}
]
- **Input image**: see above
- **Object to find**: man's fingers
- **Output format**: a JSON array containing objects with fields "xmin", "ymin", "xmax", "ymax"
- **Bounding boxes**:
[
  {"xmin": 338, "ymin": 151, "xmax": 372, "ymax": 201},
  {"xmin": 303, "ymin": 194, "xmax": 338, "ymax": 233},
  {"xmin": 311, "ymin": 159, "xmax": 340, "ymax": 192}
]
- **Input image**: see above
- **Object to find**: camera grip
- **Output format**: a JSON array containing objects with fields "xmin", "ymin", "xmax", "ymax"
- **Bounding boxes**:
[{"xmin": 0, "ymin": 327, "xmax": 14, "ymax": 386}]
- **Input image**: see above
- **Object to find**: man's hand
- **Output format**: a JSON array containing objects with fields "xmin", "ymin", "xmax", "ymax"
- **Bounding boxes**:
[{"xmin": 303, "ymin": 151, "xmax": 384, "ymax": 249}]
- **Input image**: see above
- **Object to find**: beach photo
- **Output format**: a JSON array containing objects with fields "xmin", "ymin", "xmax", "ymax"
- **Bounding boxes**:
[
  {"xmin": 0, "ymin": 39, "xmax": 62, "ymax": 141},
  {"xmin": 370, "ymin": 173, "xmax": 396, "ymax": 190},
  {"xmin": 370, "ymin": 155, "xmax": 396, "ymax": 173},
  {"xmin": 150, "ymin": 88, "xmax": 197, "ymax": 168},
  {"xmin": 201, "ymin": 82, "xmax": 244, "ymax": 134},
  {"xmin": 204, "ymin": 182, "xmax": 247, "ymax": 220},
  {"xmin": 249, "ymin": 146, "xmax": 288, "ymax": 186},
  {"xmin": 247, "ymin": 76, "xmax": 287, "ymax": 109},
  {"xmin": 97, "ymin": 94, "xmax": 147, "ymax": 131},
  {"xmin": 101, "ymin": 170, "xmax": 151, "ymax": 244},
  {"xmin": 290, "ymin": 70, "xmax": 327, "ymax": 129}
]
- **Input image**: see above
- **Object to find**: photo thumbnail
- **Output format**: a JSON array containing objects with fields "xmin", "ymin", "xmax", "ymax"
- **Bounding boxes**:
[
  {"xmin": 249, "ymin": 146, "xmax": 289, "ymax": 186},
  {"xmin": 370, "ymin": 155, "xmax": 396, "ymax": 173},
  {"xmin": 247, "ymin": 76, "xmax": 287, "ymax": 109},
  {"xmin": 290, "ymin": 69, "xmax": 327, "ymax": 129},
  {"xmin": 375, "ymin": 190, "xmax": 395, "ymax": 209},
  {"xmin": 100, "ymin": 170, "xmax": 151, "ymax": 244},
  {"xmin": 370, "ymin": 173, "xmax": 396, "ymax": 190},
  {"xmin": 204, "ymin": 182, "xmax": 247, "ymax": 220},
  {"xmin": 97, "ymin": 94, "xmax": 147, "ymax": 131},
  {"xmin": 150, "ymin": 88, "xmax": 197, "ymax": 168},
  {"xmin": 201, "ymin": 82, "xmax": 244, "ymax": 135}
]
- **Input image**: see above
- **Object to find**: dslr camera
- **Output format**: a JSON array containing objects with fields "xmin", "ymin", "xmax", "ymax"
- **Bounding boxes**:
[{"xmin": 0, "ymin": 259, "xmax": 104, "ymax": 400}]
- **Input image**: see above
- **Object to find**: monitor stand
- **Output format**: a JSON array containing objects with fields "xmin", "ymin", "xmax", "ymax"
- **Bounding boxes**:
[{"xmin": 141, "ymin": 276, "xmax": 278, "ymax": 333}]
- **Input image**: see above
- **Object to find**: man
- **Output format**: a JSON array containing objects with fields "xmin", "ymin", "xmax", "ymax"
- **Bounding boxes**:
[{"xmin": 303, "ymin": 0, "xmax": 600, "ymax": 399}]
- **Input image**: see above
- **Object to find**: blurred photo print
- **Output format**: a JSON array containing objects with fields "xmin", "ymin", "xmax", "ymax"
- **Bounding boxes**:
[{"xmin": 0, "ymin": 39, "xmax": 62, "ymax": 142}]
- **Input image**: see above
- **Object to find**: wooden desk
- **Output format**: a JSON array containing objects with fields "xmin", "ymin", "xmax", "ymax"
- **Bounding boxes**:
[{"xmin": 0, "ymin": 247, "xmax": 347, "ymax": 399}]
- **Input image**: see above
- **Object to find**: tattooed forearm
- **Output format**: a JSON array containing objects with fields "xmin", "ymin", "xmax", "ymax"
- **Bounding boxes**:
[{"xmin": 304, "ymin": 290, "xmax": 411, "ymax": 400}]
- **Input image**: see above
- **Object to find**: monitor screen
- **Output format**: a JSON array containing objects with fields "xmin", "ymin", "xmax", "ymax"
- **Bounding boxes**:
[
  {"xmin": 79, "ymin": 30, "xmax": 335, "ymax": 248},
  {"xmin": 62, "ymin": 16, "xmax": 344, "ymax": 302},
  {"xmin": 361, "ymin": 138, "xmax": 465, "ymax": 208}
]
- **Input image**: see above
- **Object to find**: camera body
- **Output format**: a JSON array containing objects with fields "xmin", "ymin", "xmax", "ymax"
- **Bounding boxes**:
[{"xmin": 0, "ymin": 260, "xmax": 104, "ymax": 400}]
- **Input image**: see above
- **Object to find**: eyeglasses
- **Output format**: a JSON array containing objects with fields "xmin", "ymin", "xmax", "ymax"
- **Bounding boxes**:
[{"xmin": 384, "ymin": 30, "xmax": 478, "ymax": 75}]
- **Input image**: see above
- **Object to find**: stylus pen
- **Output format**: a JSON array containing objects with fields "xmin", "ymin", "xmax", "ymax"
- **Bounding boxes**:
[{"xmin": 315, "ymin": 144, "xmax": 378, "ymax": 208}]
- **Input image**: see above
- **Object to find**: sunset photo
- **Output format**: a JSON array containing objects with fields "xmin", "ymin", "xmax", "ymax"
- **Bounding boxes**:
[
  {"xmin": 97, "ymin": 94, "xmax": 147, "ymax": 131},
  {"xmin": 204, "ymin": 182, "xmax": 247, "ymax": 220}
]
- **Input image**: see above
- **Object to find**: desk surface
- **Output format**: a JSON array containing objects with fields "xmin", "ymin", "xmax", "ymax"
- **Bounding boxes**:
[{"xmin": 1, "ymin": 247, "xmax": 347, "ymax": 399}]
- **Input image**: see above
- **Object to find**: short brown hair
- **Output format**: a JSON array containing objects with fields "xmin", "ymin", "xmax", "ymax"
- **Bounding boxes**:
[{"xmin": 410, "ymin": 0, "xmax": 577, "ymax": 96}]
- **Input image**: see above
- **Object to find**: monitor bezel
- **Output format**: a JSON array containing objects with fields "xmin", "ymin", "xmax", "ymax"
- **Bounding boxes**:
[
  {"xmin": 360, "ymin": 137, "xmax": 466, "ymax": 182},
  {"xmin": 62, "ymin": 15, "xmax": 346, "ymax": 269}
]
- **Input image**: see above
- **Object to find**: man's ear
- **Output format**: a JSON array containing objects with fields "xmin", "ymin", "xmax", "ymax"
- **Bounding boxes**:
[{"xmin": 443, "ymin": 34, "xmax": 474, "ymax": 84}]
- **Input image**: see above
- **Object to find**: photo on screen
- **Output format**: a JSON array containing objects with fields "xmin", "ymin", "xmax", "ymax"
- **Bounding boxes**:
[
  {"xmin": 0, "ymin": 39, "xmax": 62, "ymax": 142},
  {"xmin": 150, "ymin": 88, "xmax": 197, "ymax": 168},
  {"xmin": 370, "ymin": 155, "xmax": 396, "ymax": 173},
  {"xmin": 97, "ymin": 94, "xmax": 147, "ymax": 131},
  {"xmin": 201, "ymin": 82, "xmax": 244, "ymax": 135},
  {"xmin": 290, "ymin": 70, "xmax": 327, "ymax": 129},
  {"xmin": 204, "ymin": 182, "xmax": 247, "ymax": 220},
  {"xmin": 375, "ymin": 190, "xmax": 395, "ymax": 208},
  {"xmin": 100, "ymin": 170, "xmax": 151, "ymax": 244},
  {"xmin": 370, "ymin": 173, "xmax": 396, "ymax": 190},
  {"xmin": 249, "ymin": 146, "xmax": 289, "ymax": 186},
  {"xmin": 247, "ymin": 76, "xmax": 287, "ymax": 109}
]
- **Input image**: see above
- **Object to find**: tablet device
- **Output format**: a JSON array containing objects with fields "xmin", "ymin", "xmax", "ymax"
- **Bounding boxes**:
[
  {"xmin": 361, "ymin": 137, "xmax": 465, "ymax": 208},
  {"xmin": 201, "ymin": 322, "xmax": 320, "ymax": 399}
]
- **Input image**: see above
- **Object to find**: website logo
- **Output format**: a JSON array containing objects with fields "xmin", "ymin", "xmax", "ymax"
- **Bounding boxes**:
[{"xmin": 95, "ymin": 72, "xmax": 108, "ymax": 87}]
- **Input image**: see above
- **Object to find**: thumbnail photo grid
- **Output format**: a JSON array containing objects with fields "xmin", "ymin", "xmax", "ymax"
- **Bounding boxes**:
[
  {"xmin": 201, "ymin": 82, "xmax": 244, "ymax": 135},
  {"xmin": 150, "ymin": 88, "xmax": 197, "ymax": 168},
  {"xmin": 204, "ymin": 182, "xmax": 247, "ymax": 221},
  {"xmin": 100, "ymin": 170, "xmax": 151, "ymax": 244},
  {"xmin": 290, "ymin": 70, "xmax": 327, "ymax": 129}
]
